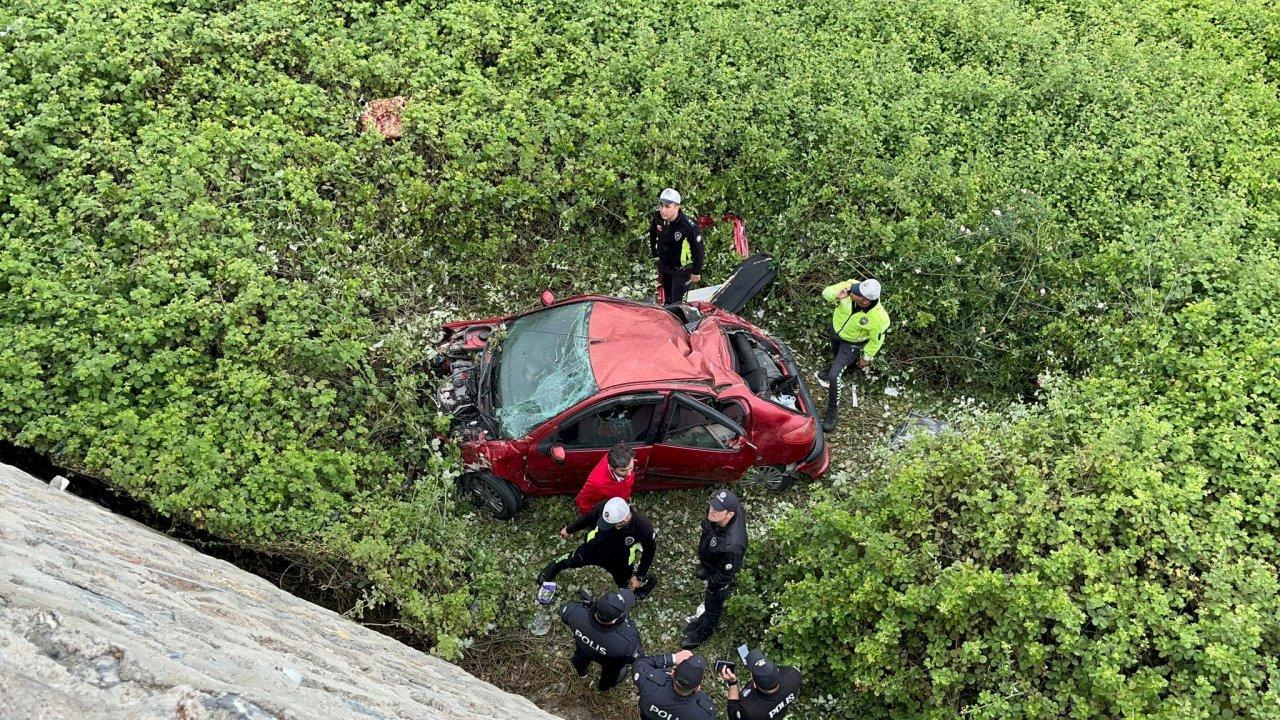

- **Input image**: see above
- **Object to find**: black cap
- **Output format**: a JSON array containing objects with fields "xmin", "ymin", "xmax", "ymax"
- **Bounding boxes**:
[
  {"xmin": 709, "ymin": 489, "xmax": 739, "ymax": 512},
  {"xmin": 674, "ymin": 654, "xmax": 707, "ymax": 688},
  {"xmin": 744, "ymin": 650, "xmax": 780, "ymax": 689},
  {"xmin": 594, "ymin": 588, "xmax": 636, "ymax": 622}
]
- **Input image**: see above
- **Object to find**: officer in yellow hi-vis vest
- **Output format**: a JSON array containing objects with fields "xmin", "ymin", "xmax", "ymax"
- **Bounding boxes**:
[
  {"xmin": 815, "ymin": 278, "xmax": 889, "ymax": 431},
  {"xmin": 538, "ymin": 498, "xmax": 659, "ymax": 598},
  {"xmin": 648, "ymin": 188, "xmax": 704, "ymax": 304}
]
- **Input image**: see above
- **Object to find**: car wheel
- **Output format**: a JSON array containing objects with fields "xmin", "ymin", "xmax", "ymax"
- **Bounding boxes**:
[
  {"xmin": 741, "ymin": 465, "xmax": 797, "ymax": 492},
  {"xmin": 457, "ymin": 470, "xmax": 525, "ymax": 520}
]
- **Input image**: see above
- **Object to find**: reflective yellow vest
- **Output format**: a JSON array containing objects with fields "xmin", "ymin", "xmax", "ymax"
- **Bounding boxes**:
[{"xmin": 822, "ymin": 281, "xmax": 891, "ymax": 358}]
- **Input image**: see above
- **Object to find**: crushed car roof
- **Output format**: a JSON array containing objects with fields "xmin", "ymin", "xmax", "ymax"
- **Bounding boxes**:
[{"xmin": 586, "ymin": 300, "xmax": 740, "ymax": 390}]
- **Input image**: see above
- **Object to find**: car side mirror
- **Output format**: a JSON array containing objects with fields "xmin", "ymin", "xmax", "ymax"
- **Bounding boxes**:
[
  {"xmin": 550, "ymin": 444, "xmax": 566, "ymax": 464},
  {"xmin": 540, "ymin": 289, "xmax": 555, "ymax": 307}
]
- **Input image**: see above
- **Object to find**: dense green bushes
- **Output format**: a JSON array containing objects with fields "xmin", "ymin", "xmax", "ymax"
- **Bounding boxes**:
[
  {"xmin": 746, "ymin": 251, "xmax": 1280, "ymax": 717},
  {"xmin": 2, "ymin": 0, "xmax": 1278, "ymax": 700}
]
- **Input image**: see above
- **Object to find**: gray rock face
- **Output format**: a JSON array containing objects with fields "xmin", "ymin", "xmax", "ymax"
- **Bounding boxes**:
[{"xmin": 0, "ymin": 464, "xmax": 562, "ymax": 720}]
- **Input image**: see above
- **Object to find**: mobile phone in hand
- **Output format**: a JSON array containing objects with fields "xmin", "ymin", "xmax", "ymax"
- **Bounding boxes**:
[{"xmin": 714, "ymin": 660, "xmax": 735, "ymax": 675}]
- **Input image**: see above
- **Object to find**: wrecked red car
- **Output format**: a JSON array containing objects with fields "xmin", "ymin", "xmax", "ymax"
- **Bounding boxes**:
[{"xmin": 432, "ymin": 256, "xmax": 828, "ymax": 518}]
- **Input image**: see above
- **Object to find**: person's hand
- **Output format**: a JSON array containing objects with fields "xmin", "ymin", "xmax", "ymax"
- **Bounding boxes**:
[
  {"xmin": 857, "ymin": 356, "xmax": 869, "ymax": 369},
  {"xmin": 673, "ymin": 649, "xmax": 694, "ymax": 665},
  {"xmin": 559, "ymin": 526, "xmax": 570, "ymax": 541},
  {"xmin": 629, "ymin": 575, "xmax": 644, "ymax": 590},
  {"xmin": 836, "ymin": 288, "xmax": 850, "ymax": 300},
  {"xmin": 690, "ymin": 274, "xmax": 701, "ymax": 283},
  {"xmin": 720, "ymin": 667, "xmax": 738, "ymax": 684}
]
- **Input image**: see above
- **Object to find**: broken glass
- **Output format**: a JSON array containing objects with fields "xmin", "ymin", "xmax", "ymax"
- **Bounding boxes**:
[{"xmin": 494, "ymin": 302, "xmax": 599, "ymax": 439}]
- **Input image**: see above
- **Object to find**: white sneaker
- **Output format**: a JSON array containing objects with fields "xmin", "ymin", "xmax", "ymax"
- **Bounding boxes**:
[{"xmin": 813, "ymin": 370, "xmax": 830, "ymax": 389}]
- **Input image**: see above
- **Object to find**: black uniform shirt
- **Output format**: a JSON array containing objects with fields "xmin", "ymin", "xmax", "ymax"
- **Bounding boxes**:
[
  {"xmin": 566, "ymin": 500, "xmax": 658, "ymax": 579},
  {"xmin": 727, "ymin": 666, "xmax": 802, "ymax": 720},
  {"xmin": 558, "ymin": 600, "xmax": 643, "ymax": 661},
  {"xmin": 697, "ymin": 501, "xmax": 747, "ymax": 587},
  {"xmin": 633, "ymin": 654, "xmax": 716, "ymax": 720},
  {"xmin": 648, "ymin": 210, "xmax": 705, "ymax": 274}
]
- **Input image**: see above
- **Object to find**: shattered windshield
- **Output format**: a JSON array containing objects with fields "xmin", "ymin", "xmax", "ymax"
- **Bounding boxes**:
[{"xmin": 493, "ymin": 302, "xmax": 598, "ymax": 439}]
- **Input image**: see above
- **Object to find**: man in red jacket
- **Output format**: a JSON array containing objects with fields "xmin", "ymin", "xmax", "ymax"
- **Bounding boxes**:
[{"xmin": 576, "ymin": 445, "xmax": 636, "ymax": 515}]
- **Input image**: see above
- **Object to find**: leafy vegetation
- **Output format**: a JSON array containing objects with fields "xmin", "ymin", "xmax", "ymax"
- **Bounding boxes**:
[
  {"xmin": 1, "ymin": 0, "xmax": 1277, "ymax": 715},
  {"xmin": 748, "ymin": 252, "xmax": 1280, "ymax": 718}
]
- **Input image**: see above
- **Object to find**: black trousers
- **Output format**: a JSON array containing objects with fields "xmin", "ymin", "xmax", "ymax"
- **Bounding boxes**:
[
  {"xmin": 542, "ymin": 548, "xmax": 659, "ymax": 598},
  {"xmin": 685, "ymin": 581, "xmax": 734, "ymax": 642},
  {"xmin": 542, "ymin": 545, "xmax": 634, "ymax": 588},
  {"xmin": 660, "ymin": 268, "xmax": 691, "ymax": 305},
  {"xmin": 571, "ymin": 646, "xmax": 631, "ymax": 692},
  {"xmin": 825, "ymin": 329, "xmax": 867, "ymax": 415}
]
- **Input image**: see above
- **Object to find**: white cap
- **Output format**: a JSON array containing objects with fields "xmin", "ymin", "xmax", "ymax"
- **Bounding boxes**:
[
  {"xmin": 602, "ymin": 497, "xmax": 632, "ymax": 524},
  {"xmin": 659, "ymin": 188, "xmax": 682, "ymax": 205},
  {"xmin": 855, "ymin": 278, "xmax": 882, "ymax": 301}
]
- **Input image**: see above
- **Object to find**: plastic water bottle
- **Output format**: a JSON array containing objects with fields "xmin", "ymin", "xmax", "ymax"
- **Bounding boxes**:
[{"xmin": 537, "ymin": 581, "xmax": 558, "ymax": 605}]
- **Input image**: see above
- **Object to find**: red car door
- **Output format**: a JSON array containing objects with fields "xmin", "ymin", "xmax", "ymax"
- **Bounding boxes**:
[
  {"xmin": 524, "ymin": 393, "xmax": 664, "ymax": 492},
  {"xmin": 643, "ymin": 393, "xmax": 756, "ymax": 489}
]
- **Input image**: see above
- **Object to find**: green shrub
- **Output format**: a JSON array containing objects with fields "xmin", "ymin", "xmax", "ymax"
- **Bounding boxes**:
[
  {"xmin": 747, "ymin": 252, "xmax": 1280, "ymax": 718},
  {"xmin": 2, "ymin": 0, "xmax": 1277, "ymax": 677}
]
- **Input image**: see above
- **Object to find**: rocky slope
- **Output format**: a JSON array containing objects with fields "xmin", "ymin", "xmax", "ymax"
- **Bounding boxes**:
[{"xmin": 0, "ymin": 463, "xmax": 561, "ymax": 720}]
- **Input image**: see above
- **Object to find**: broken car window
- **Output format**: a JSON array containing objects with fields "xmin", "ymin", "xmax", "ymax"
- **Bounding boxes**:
[
  {"xmin": 664, "ymin": 401, "xmax": 740, "ymax": 450},
  {"xmin": 557, "ymin": 397, "xmax": 661, "ymax": 448},
  {"xmin": 493, "ymin": 302, "xmax": 598, "ymax": 439}
]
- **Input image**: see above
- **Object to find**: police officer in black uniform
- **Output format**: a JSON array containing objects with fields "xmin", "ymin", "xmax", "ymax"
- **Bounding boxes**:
[
  {"xmin": 648, "ymin": 188, "xmax": 705, "ymax": 304},
  {"xmin": 537, "ymin": 497, "xmax": 658, "ymax": 596},
  {"xmin": 559, "ymin": 588, "xmax": 644, "ymax": 692},
  {"xmin": 719, "ymin": 649, "xmax": 802, "ymax": 720},
  {"xmin": 682, "ymin": 489, "xmax": 747, "ymax": 648},
  {"xmin": 633, "ymin": 649, "xmax": 716, "ymax": 720}
]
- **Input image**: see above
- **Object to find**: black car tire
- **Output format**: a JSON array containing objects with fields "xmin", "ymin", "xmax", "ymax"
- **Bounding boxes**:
[
  {"xmin": 741, "ymin": 464, "xmax": 799, "ymax": 492},
  {"xmin": 457, "ymin": 470, "xmax": 525, "ymax": 520}
]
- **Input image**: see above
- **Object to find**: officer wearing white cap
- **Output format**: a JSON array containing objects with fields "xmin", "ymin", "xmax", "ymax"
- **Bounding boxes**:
[
  {"xmin": 719, "ymin": 648, "xmax": 802, "ymax": 720},
  {"xmin": 559, "ymin": 588, "xmax": 644, "ymax": 692},
  {"xmin": 537, "ymin": 497, "xmax": 658, "ymax": 596},
  {"xmin": 815, "ymin": 277, "xmax": 890, "ymax": 431},
  {"xmin": 633, "ymin": 650, "xmax": 716, "ymax": 720},
  {"xmin": 682, "ymin": 489, "xmax": 747, "ymax": 648},
  {"xmin": 648, "ymin": 188, "xmax": 704, "ymax": 304}
]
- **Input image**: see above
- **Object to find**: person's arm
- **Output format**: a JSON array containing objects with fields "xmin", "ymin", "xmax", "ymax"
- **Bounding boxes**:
[
  {"xmin": 627, "ymin": 620, "xmax": 644, "ymax": 661},
  {"xmin": 721, "ymin": 667, "xmax": 741, "ymax": 714},
  {"xmin": 782, "ymin": 665, "xmax": 803, "ymax": 695},
  {"xmin": 724, "ymin": 666, "xmax": 756, "ymax": 720},
  {"xmin": 821, "ymin": 280, "xmax": 854, "ymax": 303},
  {"xmin": 575, "ymin": 460, "xmax": 607, "ymax": 515},
  {"xmin": 574, "ymin": 484, "xmax": 597, "ymax": 515},
  {"xmin": 860, "ymin": 311, "xmax": 890, "ymax": 360},
  {"xmin": 634, "ymin": 651, "xmax": 678, "ymax": 675},
  {"xmin": 632, "ymin": 654, "xmax": 657, "ymax": 688},
  {"xmin": 689, "ymin": 230, "xmax": 705, "ymax": 275},
  {"xmin": 566, "ymin": 502, "xmax": 601, "ymax": 535},
  {"xmin": 649, "ymin": 215, "xmax": 660, "ymax": 259},
  {"xmin": 634, "ymin": 519, "xmax": 657, "ymax": 579},
  {"xmin": 703, "ymin": 547, "xmax": 744, "ymax": 586}
]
